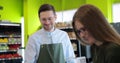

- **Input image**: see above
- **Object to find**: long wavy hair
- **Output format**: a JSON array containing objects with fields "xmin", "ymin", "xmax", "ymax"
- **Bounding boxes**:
[{"xmin": 72, "ymin": 4, "xmax": 120, "ymax": 45}]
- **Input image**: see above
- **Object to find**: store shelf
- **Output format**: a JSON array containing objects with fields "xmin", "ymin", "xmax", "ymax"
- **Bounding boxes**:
[
  {"xmin": 0, "ymin": 50, "xmax": 17, "ymax": 53},
  {"xmin": 19, "ymin": 47, "xmax": 25, "ymax": 49},
  {"xmin": 0, "ymin": 41, "xmax": 21, "ymax": 44},
  {"xmin": 7, "ymin": 42, "xmax": 21, "ymax": 45},
  {"xmin": 0, "ymin": 22, "xmax": 22, "ymax": 63},
  {"xmin": 0, "ymin": 22, "xmax": 21, "ymax": 26},
  {"xmin": 111, "ymin": 22, "xmax": 120, "ymax": 34},
  {"xmin": 57, "ymin": 27, "xmax": 80, "ymax": 57},
  {"xmin": 0, "ymin": 57, "xmax": 22, "ymax": 63},
  {"xmin": 0, "ymin": 57, "xmax": 22, "ymax": 60},
  {"xmin": 60, "ymin": 27, "xmax": 73, "ymax": 32},
  {"xmin": 57, "ymin": 27, "xmax": 72, "ymax": 29},
  {"xmin": 70, "ymin": 38, "xmax": 77, "ymax": 40},
  {"xmin": 0, "ymin": 35, "xmax": 21, "ymax": 38}
]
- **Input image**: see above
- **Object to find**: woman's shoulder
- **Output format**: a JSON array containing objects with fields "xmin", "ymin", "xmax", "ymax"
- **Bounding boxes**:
[
  {"xmin": 106, "ymin": 43, "xmax": 120, "ymax": 55},
  {"xmin": 107, "ymin": 43, "xmax": 120, "ymax": 49},
  {"xmin": 104, "ymin": 43, "xmax": 120, "ymax": 63}
]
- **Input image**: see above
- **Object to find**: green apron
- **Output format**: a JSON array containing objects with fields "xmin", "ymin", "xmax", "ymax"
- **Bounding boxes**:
[{"xmin": 37, "ymin": 43, "xmax": 66, "ymax": 63}]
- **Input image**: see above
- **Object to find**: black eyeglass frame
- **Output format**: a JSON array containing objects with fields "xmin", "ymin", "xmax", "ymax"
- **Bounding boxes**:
[{"xmin": 76, "ymin": 27, "xmax": 86, "ymax": 35}]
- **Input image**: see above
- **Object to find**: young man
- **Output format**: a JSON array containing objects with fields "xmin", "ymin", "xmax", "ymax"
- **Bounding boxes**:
[{"xmin": 25, "ymin": 4, "xmax": 76, "ymax": 63}]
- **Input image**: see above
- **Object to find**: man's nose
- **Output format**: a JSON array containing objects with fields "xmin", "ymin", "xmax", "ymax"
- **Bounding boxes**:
[{"xmin": 44, "ymin": 20, "xmax": 50, "ymax": 24}]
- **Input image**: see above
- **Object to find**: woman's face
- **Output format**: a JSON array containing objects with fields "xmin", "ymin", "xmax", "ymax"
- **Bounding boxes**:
[{"xmin": 75, "ymin": 20, "xmax": 96, "ymax": 45}]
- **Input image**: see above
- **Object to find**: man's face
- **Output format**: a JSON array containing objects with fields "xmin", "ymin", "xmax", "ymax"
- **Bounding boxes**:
[{"xmin": 39, "ymin": 10, "xmax": 56, "ymax": 31}]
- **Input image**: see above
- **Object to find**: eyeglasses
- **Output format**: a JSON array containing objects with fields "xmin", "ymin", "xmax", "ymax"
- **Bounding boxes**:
[
  {"xmin": 40, "ymin": 17, "xmax": 54, "ymax": 22},
  {"xmin": 76, "ymin": 27, "xmax": 86, "ymax": 35}
]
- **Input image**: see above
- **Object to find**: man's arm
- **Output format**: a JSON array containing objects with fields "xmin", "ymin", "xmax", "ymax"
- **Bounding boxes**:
[
  {"xmin": 64, "ymin": 32, "xmax": 76, "ymax": 63},
  {"xmin": 25, "ymin": 36, "xmax": 37, "ymax": 63}
]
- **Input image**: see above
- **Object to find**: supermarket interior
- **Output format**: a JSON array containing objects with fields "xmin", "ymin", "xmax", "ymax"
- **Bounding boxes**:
[{"xmin": 0, "ymin": 0, "xmax": 120, "ymax": 63}]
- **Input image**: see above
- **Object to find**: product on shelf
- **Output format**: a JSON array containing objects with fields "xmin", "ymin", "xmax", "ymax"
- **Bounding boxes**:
[
  {"xmin": 12, "ymin": 53, "xmax": 22, "ymax": 58},
  {"xmin": 8, "ymin": 38, "xmax": 21, "ymax": 44},
  {"xmin": 0, "ymin": 54, "xmax": 5, "ymax": 59},
  {"xmin": 67, "ymin": 32, "xmax": 76, "ymax": 38},
  {"xmin": 55, "ymin": 22, "xmax": 72, "ymax": 28},
  {"xmin": 0, "ymin": 53, "xmax": 22, "ymax": 59},
  {"xmin": 0, "ymin": 22, "xmax": 22, "ymax": 63},
  {"xmin": 0, "ymin": 44, "xmax": 9, "ymax": 51},
  {"xmin": 0, "ymin": 38, "xmax": 8, "ymax": 43},
  {"xmin": 72, "ymin": 42, "xmax": 77, "ymax": 51},
  {"xmin": 8, "ymin": 44, "xmax": 21, "ymax": 50}
]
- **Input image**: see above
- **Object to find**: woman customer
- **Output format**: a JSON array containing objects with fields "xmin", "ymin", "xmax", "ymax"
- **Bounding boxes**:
[{"xmin": 72, "ymin": 4, "xmax": 120, "ymax": 63}]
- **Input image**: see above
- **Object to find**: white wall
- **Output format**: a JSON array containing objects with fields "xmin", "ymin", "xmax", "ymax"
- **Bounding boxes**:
[
  {"xmin": 113, "ymin": 3, "xmax": 120, "ymax": 23},
  {"xmin": 56, "ymin": 9, "xmax": 77, "ymax": 22}
]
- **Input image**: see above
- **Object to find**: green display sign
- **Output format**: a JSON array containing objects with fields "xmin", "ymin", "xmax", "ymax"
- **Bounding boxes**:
[{"xmin": 0, "ymin": 6, "xmax": 3, "ymax": 10}]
